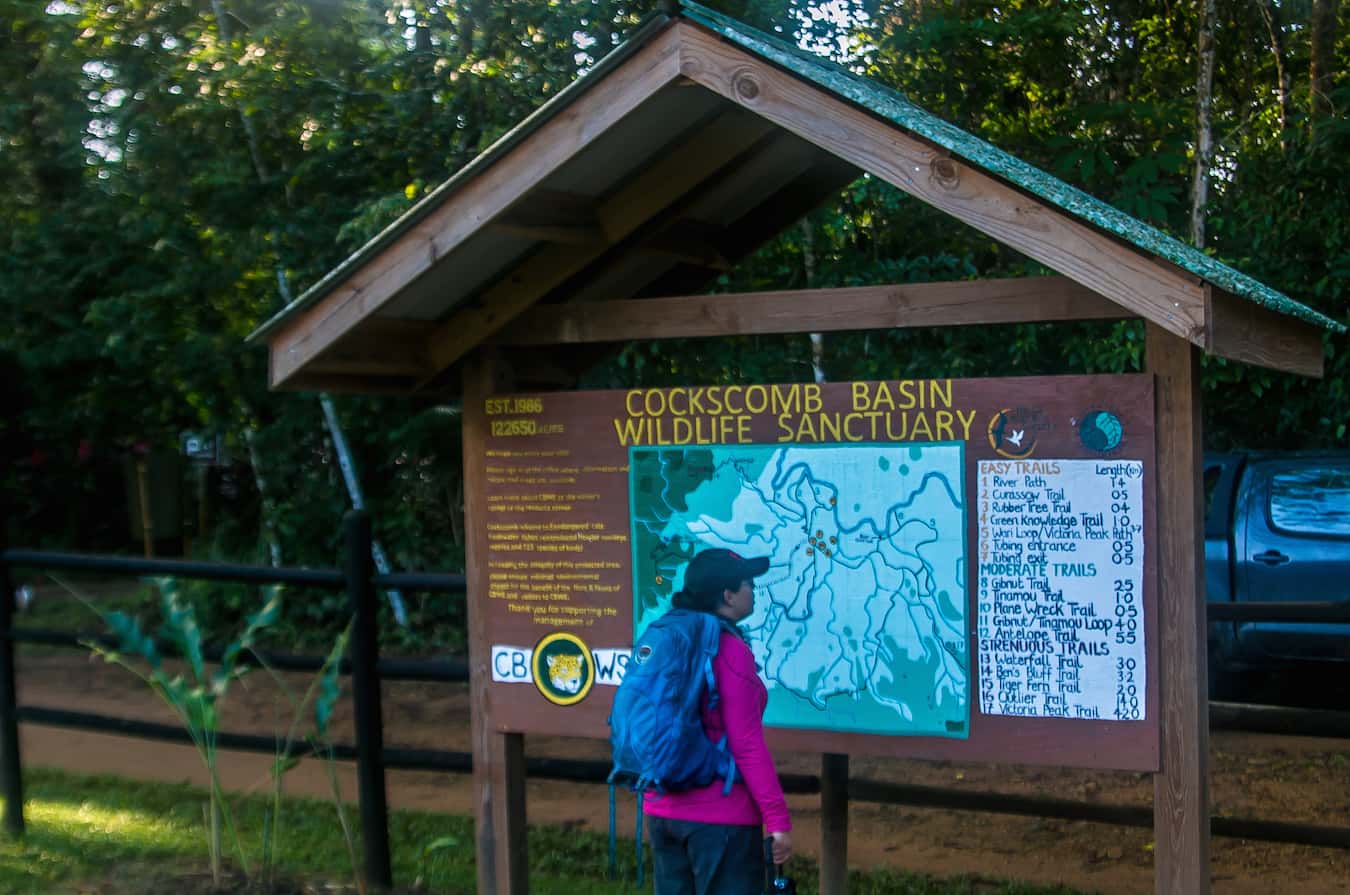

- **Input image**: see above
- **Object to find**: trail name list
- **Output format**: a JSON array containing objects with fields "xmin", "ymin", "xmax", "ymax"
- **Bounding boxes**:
[{"xmin": 976, "ymin": 459, "xmax": 1146, "ymax": 721}]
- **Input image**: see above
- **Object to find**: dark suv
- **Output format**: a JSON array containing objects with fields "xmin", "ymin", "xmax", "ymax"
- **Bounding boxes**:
[{"xmin": 1204, "ymin": 452, "xmax": 1350, "ymax": 699}]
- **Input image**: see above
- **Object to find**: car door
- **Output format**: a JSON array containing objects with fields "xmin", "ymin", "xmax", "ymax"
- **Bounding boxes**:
[{"xmin": 1237, "ymin": 457, "xmax": 1350, "ymax": 661}]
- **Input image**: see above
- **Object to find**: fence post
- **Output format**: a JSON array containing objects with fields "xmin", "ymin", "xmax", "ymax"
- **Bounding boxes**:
[
  {"xmin": 0, "ymin": 538, "xmax": 24, "ymax": 837},
  {"xmin": 346, "ymin": 511, "xmax": 392, "ymax": 889},
  {"xmin": 820, "ymin": 752, "xmax": 848, "ymax": 895}
]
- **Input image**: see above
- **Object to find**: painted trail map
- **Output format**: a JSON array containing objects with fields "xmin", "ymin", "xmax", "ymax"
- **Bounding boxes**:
[{"xmin": 630, "ymin": 443, "xmax": 970, "ymax": 738}]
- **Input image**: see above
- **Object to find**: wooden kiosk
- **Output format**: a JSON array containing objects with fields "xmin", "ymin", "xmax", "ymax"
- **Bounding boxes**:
[{"xmin": 250, "ymin": 5, "xmax": 1342, "ymax": 893}]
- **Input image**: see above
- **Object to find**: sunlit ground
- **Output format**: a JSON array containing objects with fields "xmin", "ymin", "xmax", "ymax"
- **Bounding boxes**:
[{"xmin": 0, "ymin": 767, "xmax": 1086, "ymax": 894}]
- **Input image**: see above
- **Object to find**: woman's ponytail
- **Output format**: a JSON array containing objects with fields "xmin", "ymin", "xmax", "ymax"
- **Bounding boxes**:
[{"xmin": 672, "ymin": 586, "xmax": 719, "ymax": 613}]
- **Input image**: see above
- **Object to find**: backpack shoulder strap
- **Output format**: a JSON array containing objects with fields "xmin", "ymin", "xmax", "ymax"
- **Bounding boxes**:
[
  {"xmin": 700, "ymin": 618, "xmax": 742, "ymax": 793},
  {"xmin": 696, "ymin": 614, "xmax": 724, "ymax": 708}
]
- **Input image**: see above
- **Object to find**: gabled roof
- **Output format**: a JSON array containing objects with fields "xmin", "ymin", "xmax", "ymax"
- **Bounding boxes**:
[
  {"xmin": 249, "ymin": 1, "xmax": 1341, "ymax": 393},
  {"xmin": 684, "ymin": 1, "xmax": 1340, "ymax": 333}
]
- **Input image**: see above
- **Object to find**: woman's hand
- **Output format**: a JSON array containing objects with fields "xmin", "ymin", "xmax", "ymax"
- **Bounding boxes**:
[{"xmin": 770, "ymin": 829, "xmax": 793, "ymax": 865}]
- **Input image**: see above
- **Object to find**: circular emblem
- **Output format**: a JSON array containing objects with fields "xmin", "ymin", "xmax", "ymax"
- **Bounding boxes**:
[
  {"xmin": 532, "ymin": 632, "xmax": 594, "ymax": 706},
  {"xmin": 1079, "ymin": 410, "xmax": 1123, "ymax": 453},
  {"xmin": 634, "ymin": 644, "xmax": 653, "ymax": 666},
  {"xmin": 987, "ymin": 408, "xmax": 1037, "ymax": 459}
]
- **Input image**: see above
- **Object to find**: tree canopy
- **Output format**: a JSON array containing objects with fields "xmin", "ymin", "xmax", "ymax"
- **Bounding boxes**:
[{"xmin": 3, "ymin": 1, "xmax": 1345, "ymax": 631}]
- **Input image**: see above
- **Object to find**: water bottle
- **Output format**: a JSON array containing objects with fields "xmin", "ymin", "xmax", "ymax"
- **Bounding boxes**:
[{"xmin": 763, "ymin": 836, "xmax": 796, "ymax": 895}]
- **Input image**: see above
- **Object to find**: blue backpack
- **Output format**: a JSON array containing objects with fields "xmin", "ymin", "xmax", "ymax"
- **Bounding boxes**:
[{"xmin": 605, "ymin": 608, "xmax": 738, "ymax": 882}]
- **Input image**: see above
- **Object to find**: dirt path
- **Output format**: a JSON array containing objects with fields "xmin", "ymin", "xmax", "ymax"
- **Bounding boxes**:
[{"xmin": 15, "ymin": 650, "xmax": 1350, "ymax": 894}]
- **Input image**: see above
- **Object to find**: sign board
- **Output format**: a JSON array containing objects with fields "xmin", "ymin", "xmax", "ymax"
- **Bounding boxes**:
[
  {"xmin": 181, "ymin": 431, "xmax": 221, "ymax": 464},
  {"xmin": 475, "ymin": 375, "xmax": 1158, "ymax": 770},
  {"xmin": 976, "ymin": 458, "xmax": 1146, "ymax": 723}
]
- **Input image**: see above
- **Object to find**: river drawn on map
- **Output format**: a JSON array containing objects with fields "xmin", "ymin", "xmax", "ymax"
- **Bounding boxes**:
[{"xmin": 629, "ymin": 443, "xmax": 970, "ymax": 738}]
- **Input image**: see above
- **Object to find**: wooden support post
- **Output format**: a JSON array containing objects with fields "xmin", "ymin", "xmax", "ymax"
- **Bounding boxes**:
[
  {"xmin": 1146, "ymin": 323, "xmax": 1210, "ymax": 894},
  {"xmin": 820, "ymin": 752, "xmax": 849, "ymax": 895},
  {"xmin": 463, "ymin": 348, "xmax": 530, "ymax": 895}
]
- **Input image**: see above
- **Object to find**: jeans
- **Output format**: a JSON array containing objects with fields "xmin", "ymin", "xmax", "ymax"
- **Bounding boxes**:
[{"xmin": 647, "ymin": 815, "xmax": 764, "ymax": 895}]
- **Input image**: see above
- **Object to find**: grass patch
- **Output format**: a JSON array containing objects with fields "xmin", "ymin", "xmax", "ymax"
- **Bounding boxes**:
[{"xmin": 0, "ymin": 768, "xmax": 1092, "ymax": 894}]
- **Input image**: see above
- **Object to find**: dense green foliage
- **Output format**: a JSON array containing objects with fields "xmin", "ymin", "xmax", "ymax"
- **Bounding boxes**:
[{"xmin": 3, "ymin": 1, "xmax": 1345, "ymax": 641}]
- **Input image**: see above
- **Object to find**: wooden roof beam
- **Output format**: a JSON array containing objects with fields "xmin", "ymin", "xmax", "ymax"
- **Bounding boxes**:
[
  {"xmin": 268, "ymin": 373, "xmax": 426, "ymax": 394},
  {"xmin": 492, "ymin": 276, "xmax": 1127, "ymax": 345},
  {"xmin": 301, "ymin": 320, "xmax": 435, "ymax": 379},
  {"xmin": 421, "ymin": 111, "xmax": 777, "ymax": 380},
  {"xmin": 305, "ymin": 356, "xmax": 430, "ymax": 378},
  {"xmin": 1205, "ymin": 284, "xmax": 1325, "ymax": 378},
  {"xmin": 634, "ymin": 154, "xmax": 862, "ymax": 300},
  {"xmin": 538, "ymin": 134, "xmax": 838, "ymax": 306},
  {"xmin": 675, "ymin": 22, "xmax": 1209, "ymax": 347},
  {"xmin": 490, "ymin": 189, "xmax": 606, "ymax": 246},
  {"xmin": 636, "ymin": 220, "xmax": 733, "ymax": 271}
]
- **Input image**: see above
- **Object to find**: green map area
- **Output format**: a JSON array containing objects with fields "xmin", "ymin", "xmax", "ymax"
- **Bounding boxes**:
[{"xmin": 630, "ymin": 443, "xmax": 969, "ymax": 738}]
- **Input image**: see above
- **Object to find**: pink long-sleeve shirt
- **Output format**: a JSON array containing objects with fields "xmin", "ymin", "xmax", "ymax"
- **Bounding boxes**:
[{"xmin": 641, "ymin": 631, "xmax": 791, "ymax": 833}]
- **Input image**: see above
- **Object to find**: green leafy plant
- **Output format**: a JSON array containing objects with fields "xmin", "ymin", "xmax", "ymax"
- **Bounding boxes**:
[
  {"xmin": 80, "ymin": 577, "xmax": 281, "ymax": 886},
  {"xmin": 254, "ymin": 624, "xmax": 366, "ymax": 894},
  {"xmin": 316, "ymin": 628, "xmax": 370, "ymax": 894}
]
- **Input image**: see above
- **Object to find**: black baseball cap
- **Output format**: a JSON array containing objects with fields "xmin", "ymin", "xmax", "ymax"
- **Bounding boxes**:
[{"xmin": 682, "ymin": 548, "xmax": 770, "ymax": 596}]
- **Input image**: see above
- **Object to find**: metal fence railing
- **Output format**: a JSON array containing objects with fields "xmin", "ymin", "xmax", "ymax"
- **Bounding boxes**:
[
  {"xmin": 2, "ymin": 519, "xmax": 1347, "ymax": 890},
  {"xmin": 0, "ymin": 511, "xmax": 466, "ymax": 890}
]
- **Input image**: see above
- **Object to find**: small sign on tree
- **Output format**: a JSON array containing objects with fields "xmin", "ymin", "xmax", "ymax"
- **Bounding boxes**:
[{"xmin": 180, "ymin": 432, "xmax": 220, "ymax": 464}]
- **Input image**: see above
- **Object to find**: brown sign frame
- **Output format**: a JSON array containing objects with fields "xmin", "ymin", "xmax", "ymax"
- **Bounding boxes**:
[{"xmin": 474, "ymin": 374, "xmax": 1158, "ymax": 771}]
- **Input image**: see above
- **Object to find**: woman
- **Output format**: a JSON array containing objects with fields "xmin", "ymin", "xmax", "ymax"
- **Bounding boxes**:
[{"xmin": 643, "ymin": 547, "xmax": 793, "ymax": 894}]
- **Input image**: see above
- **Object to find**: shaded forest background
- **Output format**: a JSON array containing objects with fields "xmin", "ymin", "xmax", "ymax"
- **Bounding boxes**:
[{"xmin": 2, "ymin": 0, "xmax": 1345, "ymax": 643}]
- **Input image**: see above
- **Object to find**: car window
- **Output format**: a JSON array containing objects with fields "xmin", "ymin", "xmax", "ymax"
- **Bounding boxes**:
[{"xmin": 1269, "ymin": 464, "xmax": 1350, "ymax": 536}]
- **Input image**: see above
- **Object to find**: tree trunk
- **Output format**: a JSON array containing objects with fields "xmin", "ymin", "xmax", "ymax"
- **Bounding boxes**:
[
  {"xmin": 1190, "ymin": 0, "xmax": 1217, "ymax": 248},
  {"xmin": 800, "ymin": 219, "xmax": 826, "ymax": 383},
  {"xmin": 1310, "ymin": 0, "xmax": 1340, "ymax": 130},
  {"xmin": 211, "ymin": 0, "xmax": 407, "ymax": 622},
  {"xmin": 448, "ymin": 477, "xmax": 465, "ymax": 548},
  {"xmin": 243, "ymin": 425, "xmax": 283, "ymax": 567},
  {"xmin": 210, "ymin": 0, "xmax": 270, "ymax": 184},
  {"xmin": 1256, "ymin": 0, "xmax": 1291, "ymax": 148}
]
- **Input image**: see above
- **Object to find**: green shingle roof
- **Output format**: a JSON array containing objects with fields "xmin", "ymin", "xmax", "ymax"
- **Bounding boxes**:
[
  {"xmin": 682, "ymin": 0, "xmax": 1344, "ymax": 334},
  {"xmin": 249, "ymin": 1, "xmax": 1344, "ymax": 349}
]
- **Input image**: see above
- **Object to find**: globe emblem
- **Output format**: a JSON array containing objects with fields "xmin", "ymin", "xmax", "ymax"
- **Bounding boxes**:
[{"xmin": 1079, "ymin": 411, "xmax": 1123, "ymax": 452}]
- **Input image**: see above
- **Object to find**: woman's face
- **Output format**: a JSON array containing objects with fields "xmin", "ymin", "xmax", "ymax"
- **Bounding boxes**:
[{"xmin": 719, "ymin": 579, "xmax": 755, "ymax": 622}]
